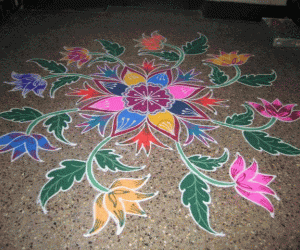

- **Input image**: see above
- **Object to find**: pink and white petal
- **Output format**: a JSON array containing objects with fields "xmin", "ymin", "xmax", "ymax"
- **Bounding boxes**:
[
  {"xmin": 235, "ymin": 186, "xmax": 275, "ymax": 217},
  {"xmin": 237, "ymin": 180, "xmax": 276, "ymax": 196},
  {"xmin": 167, "ymin": 85, "xmax": 204, "ymax": 100},
  {"xmin": 247, "ymin": 102, "xmax": 272, "ymax": 118},
  {"xmin": 278, "ymin": 110, "xmax": 300, "ymax": 122},
  {"xmin": 241, "ymin": 161, "xmax": 258, "ymax": 181},
  {"xmin": 252, "ymin": 173, "xmax": 276, "ymax": 185},
  {"xmin": 230, "ymin": 154, "xmax": 246, "ymax": 180},
  {"xmin": 81, "ymin": 96, "xmax": 125, "ymax": 112}
]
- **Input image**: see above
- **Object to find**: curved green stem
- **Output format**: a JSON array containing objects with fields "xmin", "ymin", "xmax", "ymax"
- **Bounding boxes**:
[
  {"xmin": 86, "ymin": 137, "xmax": 111, "ymax": 192},
  {"xmin": 176, "ymin": 142, "xmax": 235, "ymax": 187},
  {"xmin": 165, "ymin": 44, "xmax": 185, "ymax": 69},
  {"xmin": 26, "ymin": 108, "xmax": 79, "ymax": 135},
  {"xmin": 45, "ymin": 73, "xmax": 94, "ymax": 80},
  {"xmin": 211, "ymin": 117, "xmax": 277, "ymax": 131},
  {"xmin": 209, "ymin": 65, "xmax": 241, "ymax": 89},
  {"xmin": 89, "ymin": 52, "xmax": 126, "ymax": 67}
]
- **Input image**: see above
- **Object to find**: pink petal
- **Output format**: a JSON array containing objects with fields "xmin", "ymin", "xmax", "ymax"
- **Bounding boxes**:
[
  {"xmin": 247, "ymin": 102, "xmax": 272, "ymax": 118},
  {"xmin": 278, "ymin": 110, "xmax": 300, "ymax": 122},
  {"xmin": 260, "ymin": 99, "xmax": 280, "ymax": 117},
  {"xmin": 272, "ymin": 99, "xmax": 283, "ymax": 110},
  {"xmin": 167, "ymin": 85, "xmax": 202, "ymax": 99},
  {"xmin": 230, "ymin": 154, "xmax": 246, "ymax": 180},
  {"xmin": 277, "ymin": 104, "xmax": 295, "ymax": 117},
  {"xmin": 236, "ymin": 186, "xmax": 275, "ymax": 216},
  {"xmin": 84, "ymin": 96, "xmax": 125, "ymax": 112},
  {"xmin": 237, "ymin": 181, "xmax": 276, "ymax": 196},
  {"xmin": 252, "ymin": 173, "xmax": 275, "ymax": 185},
  {"xmin": 239, "ymin": 161, "xmax": 258, "ymax": 182}
]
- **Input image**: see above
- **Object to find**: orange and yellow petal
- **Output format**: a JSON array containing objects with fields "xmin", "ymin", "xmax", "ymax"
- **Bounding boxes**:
[
  {"xmin": 123, "ymin": 200, "xmax": 146, "ymax": 217},
  {"xmin": 121, "ymin": 67, "xmax": 146, "ymax": 86},
  {"xmin": 85, "ymin": 194, "xmax": 110, "ymax": 237},
  {"xmin": 110, "ymin": 175, "xmax": 150, "ymax": 190}
]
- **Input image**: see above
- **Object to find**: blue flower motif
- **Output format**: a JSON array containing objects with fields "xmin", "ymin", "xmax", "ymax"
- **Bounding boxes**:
[
  {"xmin": 0, "ymin": 132, "xmax": 59, "ymax": 162},
  {"xmin": 5, "ymin": 72, "xmax": 47, "ymax": 98}
]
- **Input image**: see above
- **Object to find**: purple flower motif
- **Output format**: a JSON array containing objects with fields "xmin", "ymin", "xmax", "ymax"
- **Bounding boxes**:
[
  {"xmin": 247, "ymin": 98, "xmax": 300, "ymax": 122},
  {"xmin": 182, "ymin": 120, "xmax": 218, "ymax": 146},
  {"xmin": 0, "ymin": 132, "xmax": 59, "ymax": 162},
  {"xmin": 5, "ymin": 72, "xmax": 47, "ymax": 98}
]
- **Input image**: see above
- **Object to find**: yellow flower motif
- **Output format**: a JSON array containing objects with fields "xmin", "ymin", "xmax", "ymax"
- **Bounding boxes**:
[
  {"xmin": 84, "ymin": 174, "xmax": 158, "ymax": 236},
  {"xmin": 204, "ymin": 51, "xmax": 252, "ymax": 66}
]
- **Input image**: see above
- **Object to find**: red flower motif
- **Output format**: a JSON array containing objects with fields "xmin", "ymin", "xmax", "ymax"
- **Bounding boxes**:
[
  {"xmin": 247, "ymin": 98, "xmax": 300, "ymax": 122},
  {"xmin": 60, "ymin": 47, "xmax": 92, "ymax": 68},
  {"xmin": 135, "ymin": 31, "xmax": 167, "ymax": 51},
  {"xmin": 66, "ymin": 82, "xmax": 104, "ymax": 103}
]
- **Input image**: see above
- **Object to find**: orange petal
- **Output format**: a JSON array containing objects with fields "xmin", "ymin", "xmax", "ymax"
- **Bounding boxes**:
[
  {"xmin": 112, "ymin": 187, "xmax": 157, "ymax": 202},
  {"xmin": 84, "ymin": 194, "xmax": 109, "ymax": 237},
  {"xmin": 123, "ymin": 200, "xmax": 146, "ymax": 217},
  {"xmin": 110, "ymin": 175, "xmax": 150, "ymax": 190}
]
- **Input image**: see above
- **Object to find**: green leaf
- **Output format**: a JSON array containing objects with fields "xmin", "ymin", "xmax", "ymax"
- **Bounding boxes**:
[
  {"xmin": 97, "ymin": 40, "xmax": 125, "ymax": 57},
  {"xmin": 182, "ymin": 33, "xmax": 209, "ymax": 55},
  {"xmin": 88, "ymin": 56, "xmax": 117, "ymax": 67},
  {"xmin": 95, "ymin": 149, "xmax": 141, "ymax": 172},
  {"xmin": 139, "ymin": 51, "xmax": 179, "ymax": 62},
  {"xmin": 225, "ymin": 104, "xmax": 254, "ymax": 126},
  {"xmin": 44, "ymin": 113, "xmax": 74, "ymax": 145},
  {"xmin": 205, "ymin": 63, "xmax": 229, "ymax": 85},
  {"xmin": 39, "ymin": 160, "xmax": 86, "ymax": 211},
  {"xmin": 243, "ymin": 131, "xmax": 300, "ymax": 155},
  {"xmin": 180, "ymin": 173, "xmax": 221, "ymax": 235},
  {"xmin": 0, "ymin": 107, "xmax": 43, "ymax": 123},
  {"xmin": 50, "ymin": 76, "xmax": 80, "ymax": 98},
  {"xmin": 238, "ymin": 70, "xmax": 277, "ymax": 87},
  {"xmin": 188, "ymin": 149, "xmax": 229, "ymax": 171},
  {"xmin": 28, "ymin": 59, "xmax": 67, "ymax": 73}
]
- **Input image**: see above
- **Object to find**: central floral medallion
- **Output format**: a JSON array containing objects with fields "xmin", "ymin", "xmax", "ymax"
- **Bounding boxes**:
[{"xmin": 123, "ymin": 83, "xmax": 174, "ymax": 115}]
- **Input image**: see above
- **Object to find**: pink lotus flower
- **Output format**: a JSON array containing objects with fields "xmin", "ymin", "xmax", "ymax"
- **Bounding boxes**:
[
  {"xmin": 229, "ymin": 154, "xmax": 279, "ymax": 217},
  {"xmin": 247, "ymin": 98, "xmax": 300, "ymax": 122}
]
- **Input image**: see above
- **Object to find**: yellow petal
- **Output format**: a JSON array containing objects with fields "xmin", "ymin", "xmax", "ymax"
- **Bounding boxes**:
[
  {"xmin": 123, "ymin": 71, "xmax": 146, "ymax": 86},
  {"xmin": 105, "ymin": 193, "xmax": 126, "ymax": 235},
  {"xmin": 110, "ymin": 175, "xmax": 150, "ymax": 190},
  {"xmin": 123, "ymin": 200, "xmax": 146, "ymax": 217},
  {"xmin": 112, "ymin": 187, "xmax": 157, "ymax": 202},
  {"xmin": 148, "ymin": 111, "xmax": 176, "ymax": 135},
  {"xmin": 84, "ymin": 194, "xmax": 109, "ymax": 237}
]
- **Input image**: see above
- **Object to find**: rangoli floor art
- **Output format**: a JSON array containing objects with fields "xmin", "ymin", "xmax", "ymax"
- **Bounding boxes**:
[{"xmin": 1, "ymin": 9, "xmax": 300, "ymax": 249}]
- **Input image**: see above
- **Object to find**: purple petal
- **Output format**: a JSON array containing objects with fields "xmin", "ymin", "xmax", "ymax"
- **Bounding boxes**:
[
  {"xmin": 277, "ymin": 104, "xmax": 295, "ymax": 117},
  {"xmin": 230, "ymin": 154, "xmax": 246, "ymax": 180},
  {"xmin": 260, "ymin": 99, "xmax": 279, "ymax": 117},
  {"xmin": 0, "ymin": 132, "xmax": 24, "ymax": 146},
  {"xmin": 271, "ymin": 99, "xmax": 283, "ymax": 110},
  {"xmin": 31, "ymin": 134, "xmax": 58, "ymax": 151}
]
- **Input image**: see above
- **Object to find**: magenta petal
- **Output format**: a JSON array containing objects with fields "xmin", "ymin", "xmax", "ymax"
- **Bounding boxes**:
[
  {"xmin": 260, "ymin": 99, "xmax": 279, "ymax": 117},
  {"xmin": 167, "ymin": 85, "xmax": 197, "ymax": 99},
  {"xmin": 252, "ymin": 173, "xmax": 275, "ymax": 185},
  {"xmin": 278, "ymin": 110, "xmax": 300, "ymax": 122},
  {"xmin": 239, "ymin": 181, "xmax": 276, "ymax": 196},
  {"xmin": 272, "ymin": 99, "xmax": 283, "ymax": 110},
  {"xmin": 247, "ymin": 102, "xmax": 272, "ymax": 118},
  {"xmin": 230, "ymin": 154, "xmax": 246, "ymax": 180},
  {"xmin": 241, "ymin": 161, "xmax": 258, "ymax": 182},
  {"xmin": 277, "ymin": 104, "xmax": 295, "ymax": 117},
  {"xmin": 236, "ymin": 187, "xmax": 275, "ymax": 215}
]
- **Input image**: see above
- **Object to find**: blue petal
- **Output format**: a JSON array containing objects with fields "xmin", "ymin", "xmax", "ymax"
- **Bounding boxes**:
[
  {"xmin": 147, "ymin": 73, "xmax": 169, "ymax": 87},
  {"xmin": 0, "ymin": 135, "xmax": 28, "ymax": 152},
  {"xmin": 102, "ymin": 82, "xmax": 128, "ymax": 96},
  {"xmin": 31, "ymin": 134, "xmax": 57, "ymax": 151},
  {"xmin": 0, "ymin": 132, "xmax": 23, "ymax": 146},
  {"xmin": 115, "ymin": 109, "xmax": 146, "ymax": 134},
  {"xmin": 24, "ymin": 136, "xmax": 40, "ymax": 161},
  {"xmin": 12, "ymin": 144, "xmax": 27, "ymax": 161},
  {"xmin": 168, "ymin": 101, "xmax": 199, "ymax": 117}
]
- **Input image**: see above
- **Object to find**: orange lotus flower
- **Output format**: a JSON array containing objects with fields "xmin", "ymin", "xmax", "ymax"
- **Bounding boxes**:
[
  {"xmin": 135, "ymin": 31, "xmax": 167, "ymax": 51},
  {"xmin": 204, "ymin": 51, "xmax": 252, "ymax": 66},
  {"xmin": 85, "ymin": 175, "xmax": 158, "ymax": 236},
  {"xmin": 60, "ymin": 47, "xmax": 92, "ymax": 68}
]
